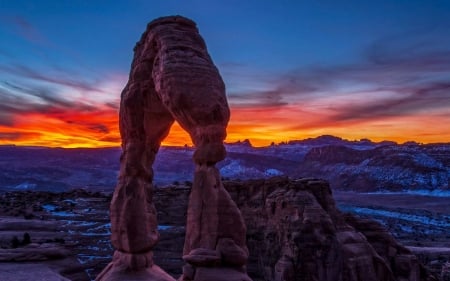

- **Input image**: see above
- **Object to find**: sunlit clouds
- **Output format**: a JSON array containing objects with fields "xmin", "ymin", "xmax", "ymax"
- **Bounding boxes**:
[
  {"xmin": 1, "ymin": 47, "xmax": 449, "ymax": 147},
  {"xmin": 0, "ymin": 1, "xmax": 449, "ymax": 147}
]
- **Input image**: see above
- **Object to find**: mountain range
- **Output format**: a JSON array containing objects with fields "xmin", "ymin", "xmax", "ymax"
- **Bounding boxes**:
[{"xmin": 0, "ymin": 135, "xmax": 448, "ymax": 194}]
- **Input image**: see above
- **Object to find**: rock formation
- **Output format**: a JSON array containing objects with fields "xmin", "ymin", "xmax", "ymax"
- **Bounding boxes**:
[
  {"xmin": 97, "ymin": 16, "xmax": 251, "ymax": 281},
  {"xmin": 224, "ymin": 177, "xmax": 436, "ymax": 281},
  {"xmin": 0, "ymin": 178, "xmax": 440, "ymax": 280}
]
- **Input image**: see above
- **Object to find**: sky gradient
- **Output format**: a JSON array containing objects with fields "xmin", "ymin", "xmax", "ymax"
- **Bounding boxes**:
[{"xmin": 0, "ymin": 0, "xmax": 449, "ymax": 147}]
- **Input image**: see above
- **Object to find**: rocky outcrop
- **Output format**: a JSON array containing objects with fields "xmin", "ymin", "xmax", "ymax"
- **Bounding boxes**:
[
  {"xmin": 97, "ymin": 15, "xmax": 250, "ymax": 281},
  {"xmin": 182, "ymin": 166, "xmax": 251, "ymax": 281},
  {"xmin": 344, "ymin": 214, "xmax": 433, "ymax": 281},
  {"xmin": 0, "ymin": 179, "xmax": 439, "ymax": 281},
  {"xmin": 0, "ymin": 243, "xmax": 69, "ymax": 261},
  {"xmin": 442, "ymin": 262, "xmax": 450, "ymax": 281},
  {"xmin": 224, "ymin": 177, "xmax": 436, "ymax": 281},
  {"xmin": 0, "ymin": 263, "xmax": 71, "ymax": 281},
  {"xmin": 299, "ymin": 145, "xmax": 448, "ymax": 193}
]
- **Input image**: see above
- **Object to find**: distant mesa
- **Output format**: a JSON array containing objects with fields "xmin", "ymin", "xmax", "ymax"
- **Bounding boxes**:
[
  {"xmin": 224, "ymin": 134, "xmax": 401, "ymax": 148},
  {"xmin": 286, "ymin": 134, "xmax": 397, "ymax": 147},
  {"xmin": 225, "ymin": 138, "xmax": 253, "ymax": 147}
]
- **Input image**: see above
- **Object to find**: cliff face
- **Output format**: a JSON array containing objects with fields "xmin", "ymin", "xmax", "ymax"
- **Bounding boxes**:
[
  {"xmin": 153, "ymin": 177, "xmax": 436, "ymax": 280},
  {"xmin": 220, "ymin": 177, "xmax": 434, "ymax": 281}
]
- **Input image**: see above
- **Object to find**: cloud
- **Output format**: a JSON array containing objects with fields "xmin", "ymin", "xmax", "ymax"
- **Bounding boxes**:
[
  {"xmin": 1, "ymin": 15, "xmax": 47, "ymax": 45},
  {"xmin": 221, "ymin": 28, "xmax": 450, "ymax": 144},
  {"xmin": 0, "ymin": 112, "xmax": 13, "ymax": 126},
  {"xmin": 228, "ymin": 89, "xmax": 289, "ymax": 108},
  {"xmin": 87, "ymin": 124, "xmax": 110, "ymax": 134},
  {"xmin": 1, "ymin": 24, "xmax": 448, "ymax": 147},
  {"xmin": 224, "ymin": 65, "xmax": 320, "ymax": 108},
  {"xmin": 0, "ymin": 81, "xmax": 97, "ymax": 115},
  {"xmin": 0, "ymin": 79, "xmax": 117, "ymax": 146},
  {"xmin": 230, "ymin": 29, "xmax": 450, "ymax": 127},
  {"xmin": 105, "ymin": 101, "xmax": 120, "ymax": 110},
  {"xmin": 0, "ymin": 131, "xmax": 41, "ymax": 141},
  {"xmin": 364, "ymin": 25, "xmax": 450, "ymax": 70},
  {"xmin": 331, "ymin": 82, "xmax": 450, "ymax": 121},
  {"xmin": 98, "ymin": 136, "xmax": 121, "ymax": 143},
  {"xmin": 0, "ymin": 64, "xmax": 104, "ymax": 93}
]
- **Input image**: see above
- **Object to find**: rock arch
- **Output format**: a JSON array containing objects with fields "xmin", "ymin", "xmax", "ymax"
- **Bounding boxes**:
[{"xmin": 97, "ymin": 16, "xmax": 251, "ymax": 281}]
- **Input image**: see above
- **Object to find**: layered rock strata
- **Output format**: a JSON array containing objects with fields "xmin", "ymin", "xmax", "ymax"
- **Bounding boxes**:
[
  {"xmin": 223, "ymin": 177, "xmax": 436, "ymax": 281},
  {"xmin": 97, "ymin": 15, "xmax": 251, "ymax": 281}
]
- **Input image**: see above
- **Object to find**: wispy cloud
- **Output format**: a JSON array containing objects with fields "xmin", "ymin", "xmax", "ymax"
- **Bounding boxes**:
[
  {"xmin": 1, "ymin": 23, "xmax": 448, "ymax": 146},
  {"xmin": 224, "ymin": 64, "xmax": 320, "ymax": 108},
  {"xmin": 1, "ymin": 15, "xmax": 48, "ymax": 45},
  {"xmin": 221, "ymin": 31, "xmax": 450, "ymax": 144},
  {"xmin": 0, "ymin": 81, "xmax": 97, "ymax": 115},
  {"xmin": 228, "ymin": 30, "xmax": 450, "ymax": 124},
  {"xmin": 228, "ymin": 89, "xmax": 289, "ymax": 108},
  {"xmin": 0, "ymin": 74, "xmax": 118, "ymax": 146},
  {"xmin": 331, "ymin": 82, "xmax": 450, "ymax": 122},
  {"xmin": 0, "ymin": 64, "xmax": 104, "ymax": 93},
  {"xmin": 0, "ymin": 131, "xmax": 41, "ymax": 141}
]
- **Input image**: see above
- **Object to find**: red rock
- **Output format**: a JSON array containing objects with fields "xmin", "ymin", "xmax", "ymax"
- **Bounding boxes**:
[
  {"xmin": 225, "ymin": 177, "xmax": 436, "ymax": 281},
  {"xmin": 192, "ymin": 267, "xmax": 252, "ymax": 281},
  {"xmin": 96, "ymin": 263, "xmax": 176, "ymax": 281},
  {"xmin": 97, "ymin": 15, "xmax": 249, "ymax": 281},
  {"xmin": 216, "ymin": 238, "xmax": 249, "ymax": 266},
  {"xmin": 182, "ymin": 248, "xmax": 221, "ymax": 267},
  {"xmin": 182, "ymin": 164, "xmax": 251, "ymax": 280}
]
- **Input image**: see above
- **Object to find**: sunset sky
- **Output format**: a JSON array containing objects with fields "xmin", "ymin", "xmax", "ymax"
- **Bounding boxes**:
[{"xmin": 0, "ymin": 0, "xmax": 449, "ymax": 147}]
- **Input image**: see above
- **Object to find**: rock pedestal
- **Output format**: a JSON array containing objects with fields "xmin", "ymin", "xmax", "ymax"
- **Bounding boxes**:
[
  {"xmin": 97, "ymin": 16, "xmax": 251, "ymax": 281},
  {"xmin": 181, "ymin": 165, "xmax": 251, "ymax": 281}
]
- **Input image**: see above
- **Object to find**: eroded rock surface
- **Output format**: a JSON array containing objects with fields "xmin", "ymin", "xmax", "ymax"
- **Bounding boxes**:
[
  {"xmin": 98, "ymin": 15, "xmax": 250, "ymax": 281},
  {"xmin": 0, "ymin": 263, "xmax": 71, "ymax": 281},
  {"xmin": 0, "ymin": 178, "xmax": 442, "ymax": 281},
  {"xmin": 224, "ymin": 177, "xmax": 436, "ymax": 281},
  {"xmin": 181, "ymin": 166, "xmax": 251, "ymax": 281}
]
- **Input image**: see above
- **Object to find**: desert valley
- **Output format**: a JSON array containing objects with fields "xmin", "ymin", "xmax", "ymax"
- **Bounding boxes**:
[{"xmin": 0, "ymin": 136, "xmax": 449, "ymax": 280}]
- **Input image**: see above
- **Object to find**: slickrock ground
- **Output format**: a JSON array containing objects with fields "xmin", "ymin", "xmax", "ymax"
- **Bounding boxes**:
[
  {"xmin": 0, "ymin": 263, "xmax": 70, "ymax": 281},
  {"xmin": 0, "ymin": 178, "xmax": 448, "ymax": 280}
]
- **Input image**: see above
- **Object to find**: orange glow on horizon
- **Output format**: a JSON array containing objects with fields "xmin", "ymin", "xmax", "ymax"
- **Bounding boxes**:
[{"xmin": 0, "ymin": 104, "xmax": 449, "ymax": 148}]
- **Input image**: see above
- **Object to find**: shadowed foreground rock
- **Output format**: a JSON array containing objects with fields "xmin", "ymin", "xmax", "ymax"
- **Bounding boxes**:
[
  {"xmin": 97, "ymin": 15, "xmax": 251, "ymax": 281},
  {"xmin": 150, "ymin": 177, "xmax": 438, "ymax": 280},
  {"xmin": 0, "ymin": 178, "xmax": 439, "ymax": 280},
  {"xmin": 222, "ymin": 177, "xmax": 437, "ymax": 281}
]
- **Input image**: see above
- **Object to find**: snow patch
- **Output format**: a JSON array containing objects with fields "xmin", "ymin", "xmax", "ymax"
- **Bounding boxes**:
[
  {"xmin": 265, "ymin": 168, "xmax": 283, "ymax": 176},
  {"xmin": 365, "ymin": 189, "xmax": 450, "ymax": 197},
  {"xmin": 14, "ymin": 182, "xmax": 36, "ymax": 190},
  {"xmin": 340, "ymin": 206, "xmax": 450, "ymax": 227},
  {"xmin": 220, "ymin": 160, "xmax": 262, "ymax": 178},
  {"xmin": 42, "ymin": 204, "xmax": 76, "ymax": 217},
  {"xmin": 158, "ymin": 225, "xmax": 173, "ymax": 230}
]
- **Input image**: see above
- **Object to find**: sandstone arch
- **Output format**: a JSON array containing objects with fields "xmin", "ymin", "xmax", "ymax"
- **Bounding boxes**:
[{"xmin": 97, "ymin": 16, "xmax": 251, "ymax": 281}]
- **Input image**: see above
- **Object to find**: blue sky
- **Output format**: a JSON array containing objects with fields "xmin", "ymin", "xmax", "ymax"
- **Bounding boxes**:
[{"xmin": 0, "ymin": 0, "xmax": 449, "ymax": 146}]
